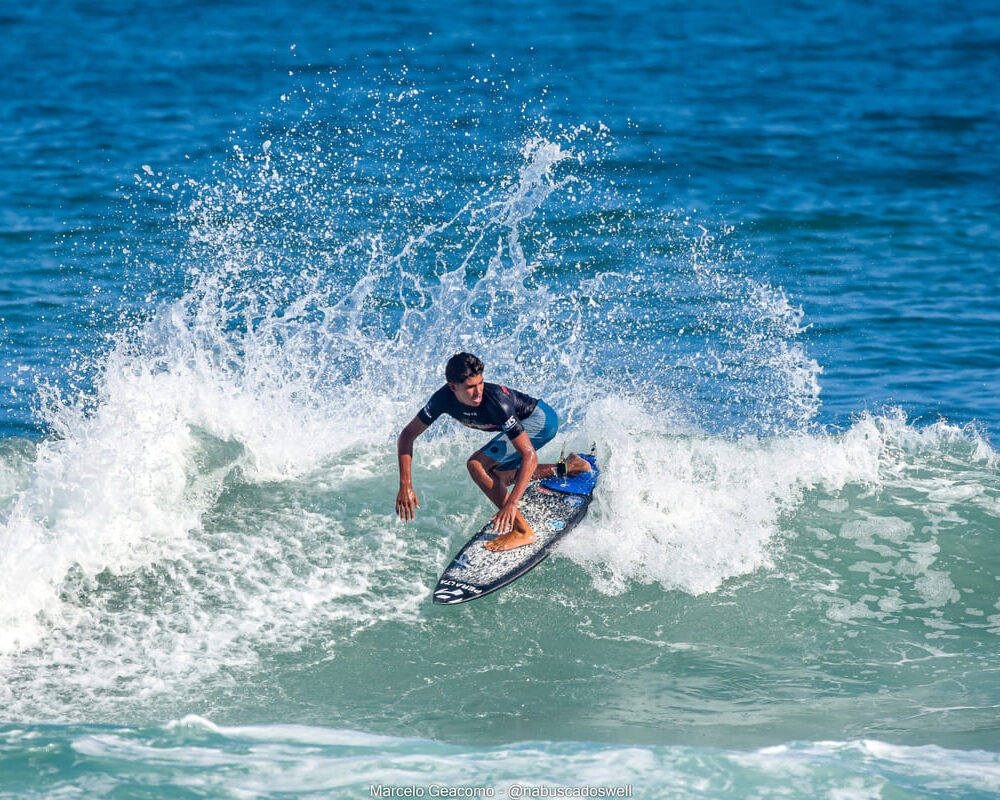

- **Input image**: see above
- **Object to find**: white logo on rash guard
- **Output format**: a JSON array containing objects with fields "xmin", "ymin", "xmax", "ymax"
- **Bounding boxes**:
[{"xmin": 502, "ymin": 415, "xmax": 518, "ymax": 431}]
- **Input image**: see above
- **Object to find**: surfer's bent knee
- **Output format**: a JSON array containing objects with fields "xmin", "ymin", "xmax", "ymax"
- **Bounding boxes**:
[{"xmin": 466, "ymin": 453, "xmax": 491, "ymax": 475}]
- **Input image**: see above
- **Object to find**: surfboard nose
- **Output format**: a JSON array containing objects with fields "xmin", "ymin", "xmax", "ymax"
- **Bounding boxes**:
[{"xmin": 432, "ymin": 580, "xmax": 479, "ymax": 604}]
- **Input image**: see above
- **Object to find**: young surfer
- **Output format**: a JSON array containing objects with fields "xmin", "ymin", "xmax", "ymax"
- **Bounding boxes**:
[{"xmin": 395, "ymin": 352, "xmax": 591, "ymax": 551}]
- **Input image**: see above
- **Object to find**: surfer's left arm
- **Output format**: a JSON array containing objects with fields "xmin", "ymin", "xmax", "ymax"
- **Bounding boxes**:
[{"xmin": 492, "ymin": 431, "xmax": 537, "ymax": 531}]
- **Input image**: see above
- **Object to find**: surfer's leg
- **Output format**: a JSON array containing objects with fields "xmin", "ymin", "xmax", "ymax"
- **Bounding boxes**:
[
  {"xmin": 466, "ymin": 452, "xmax": 509, "ymax": 510},
  {"xmin": 467, "ymin": 453, "xmax": 536, "ymax": 550},
  {"xmin": 530, "ymin": 454, "xmax": 592, "ymax": 479},
  {"xmin": 494, "ymin": 454, "xmax": 592, "ymax": 482}
]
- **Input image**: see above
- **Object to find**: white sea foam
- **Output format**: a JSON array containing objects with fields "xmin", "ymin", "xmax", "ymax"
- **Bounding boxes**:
[
  {"xmin": 560, "ymin": 401, "xmax": 881, "ymax": 595},
  {"xmin": 34, "ymin": 722, "xmax": 999, "ymax": 799},
  {"xmin": 561, "ymin": 405, "xmax": 999, "ymax": 599}
]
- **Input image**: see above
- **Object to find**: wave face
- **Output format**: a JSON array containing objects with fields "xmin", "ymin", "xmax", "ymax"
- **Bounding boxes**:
[{"xmin": 2, "ymin": 1, "xmax": 999, "ymax": 797}]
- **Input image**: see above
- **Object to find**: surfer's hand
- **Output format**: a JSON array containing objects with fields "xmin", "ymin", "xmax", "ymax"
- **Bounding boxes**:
[
  {"xmin": 491, "ymin": 502, "xmax": 517, "ymax": 535},
  {"xmin": 396, "ymin": 484, "xmax": 419, "ymax": 521}
]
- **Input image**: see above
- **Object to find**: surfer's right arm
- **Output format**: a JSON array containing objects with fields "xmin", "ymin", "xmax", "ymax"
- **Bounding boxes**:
[{"xmin": 396, "ymin": 416, "xmax": 429, "ymax": 521}]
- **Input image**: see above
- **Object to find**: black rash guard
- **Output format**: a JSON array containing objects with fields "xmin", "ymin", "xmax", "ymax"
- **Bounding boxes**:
[{"xmin": 417, "ymin": 382, "xmax": 539, "ymax": 440}]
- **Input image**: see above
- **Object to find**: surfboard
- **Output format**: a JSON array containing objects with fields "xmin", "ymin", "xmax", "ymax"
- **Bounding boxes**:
[{"xmin": 432, "ymin": 454, "xmax": 599, "ymax": 604}]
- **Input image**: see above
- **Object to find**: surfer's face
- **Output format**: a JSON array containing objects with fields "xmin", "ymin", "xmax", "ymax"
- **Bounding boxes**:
[{"xmin": 450, "ymin": 374, "xmax": 484, "ymax": 407}]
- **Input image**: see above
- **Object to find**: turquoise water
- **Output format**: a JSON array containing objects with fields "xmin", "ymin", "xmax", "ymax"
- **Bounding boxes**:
[
  {"xmin": 2, "ymin": 720, "xmax": 999, "ymax": 798},
  {"xmin": 2, "ymin": 1, "xmax": 999, "ymax": 797}
]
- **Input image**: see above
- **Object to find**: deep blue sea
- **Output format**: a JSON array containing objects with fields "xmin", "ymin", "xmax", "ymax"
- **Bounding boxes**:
[{"xmin": 2, "ymin": 1, "xmax": 999, "ymax": 798}]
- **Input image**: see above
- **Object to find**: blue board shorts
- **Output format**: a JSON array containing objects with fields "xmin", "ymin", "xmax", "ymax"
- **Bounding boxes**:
[{"xmin": 478, "ymin": 400, "xmax": 559, "ymax": 470}]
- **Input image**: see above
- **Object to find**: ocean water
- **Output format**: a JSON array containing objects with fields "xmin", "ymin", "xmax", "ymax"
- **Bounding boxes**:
[{"xmin": 2, "ymin": 1, "xmax": 999, "ymax": 798}]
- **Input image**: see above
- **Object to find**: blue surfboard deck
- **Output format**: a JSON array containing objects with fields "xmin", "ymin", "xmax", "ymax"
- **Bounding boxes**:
[{"xmin": 432, "ymin": 455, "xmax": 599, "ymax": 605}]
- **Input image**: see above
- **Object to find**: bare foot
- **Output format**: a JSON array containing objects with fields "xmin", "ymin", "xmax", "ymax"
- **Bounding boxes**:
[
  {"xmin": 566, "ymin": 454, "xmax": 592, "ymax": 475},
  {"xmin": 485, "ymin": 518, "xmax": 536, "ymax": 551}
]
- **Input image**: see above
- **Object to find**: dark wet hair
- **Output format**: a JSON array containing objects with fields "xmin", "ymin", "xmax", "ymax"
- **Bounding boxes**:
[{"xmin": 445, "ymin": 352, "xmax": 484, "ymax": 383}]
